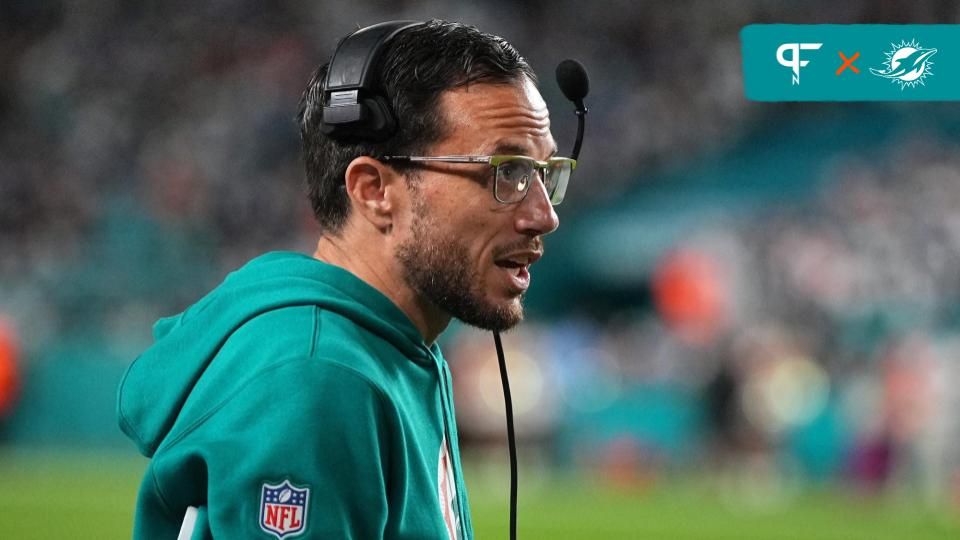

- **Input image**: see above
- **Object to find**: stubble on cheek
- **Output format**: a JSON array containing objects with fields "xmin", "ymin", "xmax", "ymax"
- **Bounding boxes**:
[{"xmin": 395, "ymin": 201, "xmax": 523, "ymax": 332}]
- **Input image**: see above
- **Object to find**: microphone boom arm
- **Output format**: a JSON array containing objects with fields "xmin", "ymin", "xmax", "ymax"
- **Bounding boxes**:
[{"xmin": 571, "ymin": 98, "xmax": 587, "ymax": 161}]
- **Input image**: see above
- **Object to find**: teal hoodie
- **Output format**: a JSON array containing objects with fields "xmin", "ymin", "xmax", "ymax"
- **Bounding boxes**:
[{"xmin": 117, "ymin": 252, "xmax": 473, "ymax": 539}]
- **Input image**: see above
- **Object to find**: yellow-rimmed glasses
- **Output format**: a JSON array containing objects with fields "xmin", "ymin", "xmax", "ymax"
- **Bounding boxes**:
[{"xmin": 382, "ymin": 155, "xmax": 576, "ymax": 205}]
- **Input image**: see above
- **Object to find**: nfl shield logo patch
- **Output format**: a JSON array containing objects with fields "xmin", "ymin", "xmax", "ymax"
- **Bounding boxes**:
[{"xmin": 259, "ymin": 480, "xmax": 310, "ymax": 539}]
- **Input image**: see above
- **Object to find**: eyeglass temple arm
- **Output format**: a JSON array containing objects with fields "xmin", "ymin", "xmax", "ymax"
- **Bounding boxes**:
[{"xmin": 383, "ymin": 156, "xmax": 491, "ymax": 164}]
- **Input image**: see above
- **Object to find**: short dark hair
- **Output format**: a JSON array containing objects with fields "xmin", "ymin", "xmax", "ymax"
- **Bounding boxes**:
[{"xmin": 297, "ymin": 19, "xmax": 537, "ymax": 234}]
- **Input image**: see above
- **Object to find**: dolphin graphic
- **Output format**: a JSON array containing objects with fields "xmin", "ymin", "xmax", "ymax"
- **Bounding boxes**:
[{"xmin": 870, "ymin": 46, "xmax": 937, "ymax": 82}]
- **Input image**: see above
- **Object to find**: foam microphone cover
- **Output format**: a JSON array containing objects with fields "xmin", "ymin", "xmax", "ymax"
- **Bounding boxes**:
[{"xmin": 556, "ymin": 59, "xmax": 589, "ymax": 103}]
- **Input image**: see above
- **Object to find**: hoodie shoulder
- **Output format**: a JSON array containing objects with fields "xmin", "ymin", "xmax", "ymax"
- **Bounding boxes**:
[
  {"xmin": 117, "ymin": 252, "xmax": 431, "ymax": 458},
  {"xmin": 118, "ymin": 304, "xmax": 318, "ymax": 456}
]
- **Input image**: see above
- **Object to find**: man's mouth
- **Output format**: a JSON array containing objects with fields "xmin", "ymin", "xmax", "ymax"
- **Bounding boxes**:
[{"xmin": 493, "ymin": 252, "xmax": 541, "ymax": 292}]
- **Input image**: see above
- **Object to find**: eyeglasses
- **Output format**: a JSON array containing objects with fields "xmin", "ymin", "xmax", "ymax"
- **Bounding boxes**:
[{"xmin": 381, "ymin": 155, "xmax": 576, "ymax": 205}]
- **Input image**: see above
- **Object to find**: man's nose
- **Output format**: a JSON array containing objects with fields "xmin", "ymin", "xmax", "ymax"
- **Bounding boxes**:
[{"xmin": 514, "ymin": 175, "xmax": 559, "ymax": 236}]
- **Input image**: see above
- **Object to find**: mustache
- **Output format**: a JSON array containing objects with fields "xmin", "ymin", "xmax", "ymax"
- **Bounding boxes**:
[{"xmin": 492, "ymin": 238, "xmax": 544, "ymax": 259}]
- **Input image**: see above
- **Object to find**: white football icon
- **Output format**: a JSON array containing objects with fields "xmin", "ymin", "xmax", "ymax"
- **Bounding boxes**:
[{"xmin": 278, "ymin": 489, "xmax": 292, "ymax": 503}]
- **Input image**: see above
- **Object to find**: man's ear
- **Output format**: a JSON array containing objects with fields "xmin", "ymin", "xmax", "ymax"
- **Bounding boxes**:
[{"xmin": 343, "ymin": 156, "xmax": 398, "ymax": 233}]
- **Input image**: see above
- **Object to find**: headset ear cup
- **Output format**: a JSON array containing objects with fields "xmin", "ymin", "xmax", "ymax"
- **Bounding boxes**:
[
  {"xmin": 319, "ymin": 96, "xmax": 397, "ymax": 141},
  {"xmin": 361, "ymin": 96, "xmax": 397, "ymax": 141}
]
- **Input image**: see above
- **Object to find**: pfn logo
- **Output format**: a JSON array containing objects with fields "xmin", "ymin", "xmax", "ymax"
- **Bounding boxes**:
[{"xmin": 777, "ymin": 43, "xmax": 823, "ymax": 85}]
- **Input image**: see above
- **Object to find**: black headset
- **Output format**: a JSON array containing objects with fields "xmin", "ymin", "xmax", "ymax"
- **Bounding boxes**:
[{"xmin": 320, "ymin": 20, "xmax": 422, "ymax": 142}]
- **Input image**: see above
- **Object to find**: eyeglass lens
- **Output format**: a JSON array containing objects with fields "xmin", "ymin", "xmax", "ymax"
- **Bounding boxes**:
[{"xmin": 494, "ymin": 158, "xmax": 570, "ymax": 204}]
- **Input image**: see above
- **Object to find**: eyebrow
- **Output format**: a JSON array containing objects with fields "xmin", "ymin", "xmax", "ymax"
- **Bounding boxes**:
[{"xmin": 492, "ymin": 142, "xmax": 559, "ymax": 159}]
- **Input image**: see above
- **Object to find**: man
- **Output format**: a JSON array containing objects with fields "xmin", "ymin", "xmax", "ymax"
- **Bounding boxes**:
[{"xmin": 118, "ymin": 19, "xmax": 571, "ymax": 539}]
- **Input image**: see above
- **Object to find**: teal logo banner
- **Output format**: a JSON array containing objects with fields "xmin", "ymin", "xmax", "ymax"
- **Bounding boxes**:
[{"xmin": 742, "ymin": 25, "xmax": 959, "ymax": 101}]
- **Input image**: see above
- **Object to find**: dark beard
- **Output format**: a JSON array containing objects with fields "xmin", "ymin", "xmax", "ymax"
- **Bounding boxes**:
[{"xmin": 396, "ymin": 202, "xmax": 523, "ymax": 332}]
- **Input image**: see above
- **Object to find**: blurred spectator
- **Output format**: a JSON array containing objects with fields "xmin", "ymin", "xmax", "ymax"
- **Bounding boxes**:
[{"xmin": 0, "ymin": 315, "xmax": 20, "ymax": 436}]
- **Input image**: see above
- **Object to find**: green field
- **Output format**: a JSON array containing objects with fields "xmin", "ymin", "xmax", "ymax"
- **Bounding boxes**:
[{"xmin": 1, "ymin": 449, "xmax": 957, "ymax": 539}]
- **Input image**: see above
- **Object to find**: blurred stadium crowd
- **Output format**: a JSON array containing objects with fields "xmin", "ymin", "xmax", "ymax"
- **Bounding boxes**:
[{"xmin": 2, "ymin": 0, "xmax": 960, "ymax": 509}]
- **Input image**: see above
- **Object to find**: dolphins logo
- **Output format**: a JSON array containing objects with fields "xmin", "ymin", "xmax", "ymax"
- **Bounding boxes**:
[{"xmin": 870, "ymin": 39, "xmax": 937, "ymax": 89}]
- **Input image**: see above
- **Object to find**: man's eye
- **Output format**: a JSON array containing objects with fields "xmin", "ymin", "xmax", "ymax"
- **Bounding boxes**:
[{"xmin": 499, "ymin": 161, "xmax": 526, "ymax": 180}]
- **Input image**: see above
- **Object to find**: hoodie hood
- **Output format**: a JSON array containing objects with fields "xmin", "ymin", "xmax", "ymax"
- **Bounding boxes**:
[{"xmin": 117, "ymin": 251, "xmax": 435, "ymax": 457}]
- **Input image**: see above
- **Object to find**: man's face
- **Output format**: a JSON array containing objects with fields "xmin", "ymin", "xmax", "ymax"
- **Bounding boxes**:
[{"xmin": 395, "ymin": 77, "xmax": 560, "ymax": 331}]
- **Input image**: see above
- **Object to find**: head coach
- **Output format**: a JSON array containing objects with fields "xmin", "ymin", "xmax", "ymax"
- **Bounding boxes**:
[{"xmin": 117, "ymin": 19, "xmax": 581, "ymax": 539}]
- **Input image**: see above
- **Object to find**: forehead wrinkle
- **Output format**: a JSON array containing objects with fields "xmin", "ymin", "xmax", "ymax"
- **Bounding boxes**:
[
  {"xmin": 475, "ymin": 109, "xmax": 551, "ymax": 136},
  {"xmin": 485, "ymin": 123, "xmax": 551, "ymax": 138},
  {"xmin": 474, "ymin": 105, "xmax": 549, "ymax": 124},
  {"xmin": 463, "ymin": 109, "xmax": 553, "ymax": 155}
]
